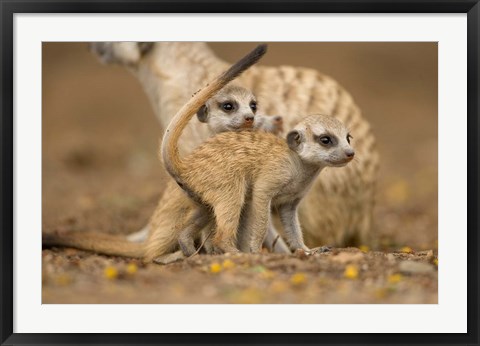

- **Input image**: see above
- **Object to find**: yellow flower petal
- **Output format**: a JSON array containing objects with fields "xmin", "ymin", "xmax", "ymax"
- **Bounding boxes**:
[
  {"xmin": 209, "ymin": 263, "xmax": 222, "ymax": 274},
  {"xmin": 222, "ymin": 259, "xmax": 235, "ymax": 269},
  {"xmin": 126, "ymin": 263, "xmax": 138, "ymax": 275},
  {"xmin": 344, "ymin": 265, "xmax": 359, "ymax": 279},
  {"xmin": 104, "ymin": 266, "xmax": 118, "ymax": 280},
  {"xmin": 290, "ymin": 272, "xmax": 307, "ymax": 285},
  {"xmin": 387, "ymin": 273, "xmax": 403, "ymax": 284},
  {"xmin": 359, "ymin": 245, "xmax": 370, "ymax": 253},
  {"xmin": 400, "ymin": 246, "xmax": 414, "ymax": 254},
  {"xmin": 54, "ymin": 273, "xmax": 72, "ymax": 286}
]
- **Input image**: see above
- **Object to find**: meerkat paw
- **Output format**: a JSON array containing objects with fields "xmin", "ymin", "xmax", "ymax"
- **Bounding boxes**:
[{"xmin": 152, "ymin": 251, "xmax": 186, "ymax": 265}]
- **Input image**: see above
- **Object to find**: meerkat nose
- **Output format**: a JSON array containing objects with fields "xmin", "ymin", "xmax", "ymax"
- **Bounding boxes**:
[
  {"xmin": 245, "ymin": 115, "xmax": 254, "ymax": 123},
  {"xmin": 345, "ymin": 148, "xmax": 355, "ymax": 158},
  {"xmin": 274, "ymin": 116, "xmax": 283, "ymax": 123}
]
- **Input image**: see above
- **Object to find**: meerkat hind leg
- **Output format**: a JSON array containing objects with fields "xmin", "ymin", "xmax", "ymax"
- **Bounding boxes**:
[
  {"xmin": 278, "ymin": 201, "xmax": 310, "ymax": 252},
  {"xmin": 178, "ymin": 208, "xmax": 211, "ymax": 257},
  {"xmin": 199, "ymin": 225, "xmax": 215, "ymax": 254},
  {"xmin": 210, "ymin": 183, "xmax": 246, "ymax": 254}
]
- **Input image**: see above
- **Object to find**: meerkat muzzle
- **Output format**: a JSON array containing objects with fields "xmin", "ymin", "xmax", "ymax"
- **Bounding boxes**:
[
  {"xmin": 345, "ymin": 148, "xmax": 355, "ymax": 159},
  {"xmin": 243, "ymin": 116, "xmax": 254, "ymax": 128}
]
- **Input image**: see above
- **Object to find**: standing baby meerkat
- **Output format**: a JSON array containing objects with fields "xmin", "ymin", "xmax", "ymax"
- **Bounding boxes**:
[
  {"xmin": 42, "ymin": 82, "xmax": 289, "ymax": 262},
  {"xmin": 162, "ymin": 44, "xmax": 355, "ymax": 254}
]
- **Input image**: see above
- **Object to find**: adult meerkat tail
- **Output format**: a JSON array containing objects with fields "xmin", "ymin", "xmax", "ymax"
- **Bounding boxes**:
[
  {"xmin": 42, "ymin": 231, "xmax": 144, "ymax": 258},
  {"xmin": 161, "ymin": 44, "xmax": 268, "ymax": 182}
]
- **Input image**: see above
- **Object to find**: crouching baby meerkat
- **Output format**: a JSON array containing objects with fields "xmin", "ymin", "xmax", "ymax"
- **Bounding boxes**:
[
  {"xmin": 162, "ymin": 44, "xmax": 355, "ymax": 254},
  {"xmin": 42, "ymin": 81, "xmax": 289, "ymax": 262}
]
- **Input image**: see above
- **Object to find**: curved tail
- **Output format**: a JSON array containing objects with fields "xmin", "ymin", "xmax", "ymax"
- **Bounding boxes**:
[
  {"xmin": 43, "ymin": 231, "xmax": 144, "ymax": 258},
  {"xmin": 161, "ymin": 44, "xmax": 268, "ymax": 184}
]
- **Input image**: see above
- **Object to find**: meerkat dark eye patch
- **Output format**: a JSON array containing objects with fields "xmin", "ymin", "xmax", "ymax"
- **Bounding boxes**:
[
  {"xmin": 250, "ymin": 101, "xmax": 257, "ymax": 112},
  {"xmin": 287, "ymin": 130, "xmax": 303, "ymax": 150},
  {"xmin": 196, "ymin": 105, "xmax": 208, "ymax": 123},
  {"xmin": 315, "ymin": 134, "xmax": 337, "ymax": 147},
  {"xmin": 220, "ymin": 101, "xmax": 237, "ymax": 112}
]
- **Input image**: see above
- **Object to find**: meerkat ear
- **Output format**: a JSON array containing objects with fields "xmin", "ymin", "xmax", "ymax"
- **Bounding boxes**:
[
  {"xmin": 90, "ymin": 42, "xmax": 154, "ymax": 65},
  {"xmin": 287, "ymin": 130, "xmax": 303, "ymax": 150},
  {"xmin": 196, "ymin": 105, "xmax": 208, "ymax": 123}
]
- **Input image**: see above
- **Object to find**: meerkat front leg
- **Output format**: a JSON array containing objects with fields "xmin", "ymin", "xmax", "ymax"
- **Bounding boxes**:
[
  {"xmin": 278, "ymin": 200, "xmax": 310, "ymax": 253},
  {"xmin": 244, "ymin": 194, "xmax": 273, "ymax": 253}
]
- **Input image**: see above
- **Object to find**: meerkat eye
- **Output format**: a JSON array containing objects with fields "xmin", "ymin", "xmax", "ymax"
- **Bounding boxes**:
[
  {"xmin": 319, "ymin": 136, "xmax": 332, "ymax": 145},
  {"xmin": 347, "ymin": 134, "xmax": 353, "ymax": 144},
  {"xmin": 222, "ymin": 103, "xmax": 234, "ymax": 111},
  {"xmin": 250, "ymin": 101, "xmax": 257, "ymax": 112}
]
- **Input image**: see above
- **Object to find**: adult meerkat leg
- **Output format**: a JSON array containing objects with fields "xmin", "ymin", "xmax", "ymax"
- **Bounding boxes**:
[{"xmin": 278, "ymin": 200, "xmax": 310, "ymax": 252}]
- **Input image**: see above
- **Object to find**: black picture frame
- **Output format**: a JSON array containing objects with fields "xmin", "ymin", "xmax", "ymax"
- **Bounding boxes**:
[{"xmin": 1, "ymin": 1, "xmax": 479, "ymax": 345}]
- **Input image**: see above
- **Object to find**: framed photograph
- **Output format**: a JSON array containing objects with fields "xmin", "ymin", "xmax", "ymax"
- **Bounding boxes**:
[{"xmin": 1, "ymin": 1, "xmax": 479, "ymax": 345}]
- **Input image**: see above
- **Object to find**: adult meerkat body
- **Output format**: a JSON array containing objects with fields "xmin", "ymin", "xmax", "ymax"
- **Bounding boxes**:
[{"xmin": 92, "ymin": 42, "xmax": 379, "ymax": 247}]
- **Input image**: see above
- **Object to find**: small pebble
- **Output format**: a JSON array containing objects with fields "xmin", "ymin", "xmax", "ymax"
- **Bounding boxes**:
[{"xmin": 398, "ymin": 260, "xmax": 434, "ymax": 274}]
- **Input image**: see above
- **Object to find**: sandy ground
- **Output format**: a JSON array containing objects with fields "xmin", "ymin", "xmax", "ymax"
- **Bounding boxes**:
[{"xmin": 42, "ymin": 43, "xmax": 438, "ymax": 304}]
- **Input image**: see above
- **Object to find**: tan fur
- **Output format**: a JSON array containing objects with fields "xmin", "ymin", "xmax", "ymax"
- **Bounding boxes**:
[
  {"xmin": 92, "ymin": 42, "xmax": 379, "ymax": 247},
  {"xmin": 42, "ymin": 231, "xmax": 144, "ymax": 258},
  {"xmin": 164, "ymin": 112, "xmax": 355, "ymax": 253},
  {"xmin": 159, "ymin": 45, "xmax": 354, "ymax": 253},
  {"xmin": 43, "ymin": 79, "xmax": 288, "ymax": 261}
]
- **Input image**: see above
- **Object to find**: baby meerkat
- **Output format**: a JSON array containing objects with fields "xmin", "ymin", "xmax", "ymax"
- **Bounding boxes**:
[
  {"xmin": 42, "ymin": 78, "xmax": 288, "ymax": 262},
  {"xmin": 162, "ymin": 44, "xmax": 355, "ymax": 254}
]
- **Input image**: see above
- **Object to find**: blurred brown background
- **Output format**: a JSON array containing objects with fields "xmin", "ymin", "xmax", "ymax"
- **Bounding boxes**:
[{"xmin": 42, "ymin": 42, "xmax": 438, "ymax": 250}]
